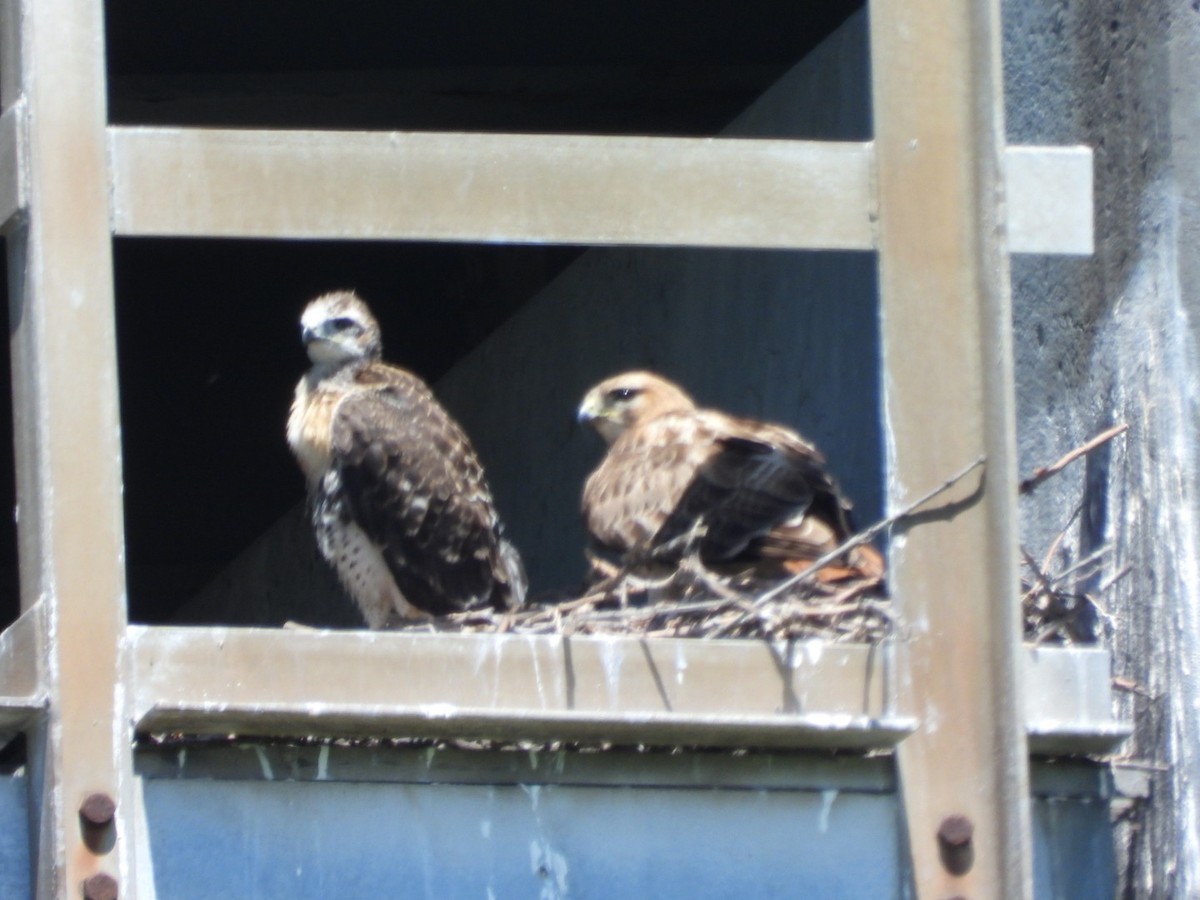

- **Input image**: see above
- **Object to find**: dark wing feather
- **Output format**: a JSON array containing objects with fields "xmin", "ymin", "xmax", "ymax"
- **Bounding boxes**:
[
  {"xmin": 331, "ymin": 369, "xmax": 523, "ymax": 614},
  {"xmin": 662, "ymin": 417, "xmax": 829, "ymax": 562}
]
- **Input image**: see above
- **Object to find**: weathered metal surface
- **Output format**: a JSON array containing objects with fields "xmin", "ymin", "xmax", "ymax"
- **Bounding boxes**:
[
  {"xmin": 121, "ymin": 749, "xmax": 1112, "ymax": 900},
  {"xmin": 109, "ymin": 127, "xmax": 875, "ymax": 249},
  {"xmin": 134, "ymin": 740, "xmax": 898, "ymax": 792},
  {"xmin": 0, "ymin": 603, "xmax": 47, "ymax": 741},
  {"xmin": 0, "ymin": 99, "xmax": 25, "ymax": 228},
  {"xmin": 3, "ymin": 0, "xmax": 135, "ymax": 894},
  {"xmin": 1025, "ymin": 646, "xmax": 1130, "ymax": 756},
  {"xmin": 129, "ymin": 626, "xmax": 912, "ymax": 750},
  {"xmin": 141, "ymin": 774, "xmax": 906, "ymax": 899},
  {"xmin": 106, "ymin": 126, "xmax": 1093, "ymax": 254},
  {"xmin": 869, "ymin": 0, "xmax": 1033, "ymax": 896},
  {"xmin": 0, "ymin": 776, "xmax": 32, "ymax": 900},
  {"xmin": 127, "ymin": 625, "xmax": 1124, "ymax": 756}
]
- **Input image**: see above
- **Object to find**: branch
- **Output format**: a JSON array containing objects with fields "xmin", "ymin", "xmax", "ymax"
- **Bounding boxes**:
[
  {"xmin": 752, "ymin": 455, "xmax": 986, "ymax": 606},
  {"xmin": 1019, "ymin": 423, "xmax": 1128, "ymax": 495}
]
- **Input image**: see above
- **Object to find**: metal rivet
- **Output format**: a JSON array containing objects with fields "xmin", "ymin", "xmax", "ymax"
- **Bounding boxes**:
[
  {"xmin": 937, "ymin": 814, "xmax": 975, "ymax": 875},
  {"xmin": 82, "ymin": 872, "xmax": 118, "ymax": 900},
  {"xmin": 80, "ymin": 793, "xmax": 117, "ymax": 828}
]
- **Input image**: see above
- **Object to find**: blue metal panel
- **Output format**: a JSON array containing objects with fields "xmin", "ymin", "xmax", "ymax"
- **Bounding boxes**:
[
  {"xmin": 1032, "ymin": 795, "xmax": 1116, "ymax": 900},
  {"xmin": 0, "ymin": 776, "xmax": 30, "ymax": 899},
  {"xmin": 144, "ymin": 779, "xmax": 904, "ymax": 899}
]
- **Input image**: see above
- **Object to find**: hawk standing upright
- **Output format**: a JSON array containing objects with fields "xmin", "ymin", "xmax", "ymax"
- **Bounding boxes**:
[
  {"xmin": 287, "ymin": 290, "xmax": 526, "ymax": 627},
  {"xmin": 577, "ymin": 371, "xmax": 885, "ymax": 584}
]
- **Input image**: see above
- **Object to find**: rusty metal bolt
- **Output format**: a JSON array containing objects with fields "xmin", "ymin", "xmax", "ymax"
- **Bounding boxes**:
[
  {"xmin": 937, "ymin": 814, "xmax": 975, "ymax": 875},
  {"xmin": 82, "ymin": 872, "xmax": 118, "ymax": 900},
  {"xmin": 79, "ymin": 793, "xmax": 117, "ymax": 828}
]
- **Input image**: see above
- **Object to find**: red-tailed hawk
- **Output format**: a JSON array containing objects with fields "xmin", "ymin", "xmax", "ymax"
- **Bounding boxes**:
[
  {"xmin": 287, "ymin": 290, "xmax": 526, "ymax": 626},
  {"xmin": 577, "ymin": 371, "xmax": 885, "ymax": 584}
]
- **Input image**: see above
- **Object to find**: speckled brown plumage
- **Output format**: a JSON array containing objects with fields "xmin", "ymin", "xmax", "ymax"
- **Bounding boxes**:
[
  {"xmin": 578, "ymin": 371, "xmax": 884, "ymax": 582},
  {"xmin": 287, "ymin": 291, "xmax": 526, "ymax": 625}
]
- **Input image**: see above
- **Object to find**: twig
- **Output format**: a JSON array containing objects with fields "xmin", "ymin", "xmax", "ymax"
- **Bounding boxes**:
[
  {"xmin": 1097, "ymin": 564, "xmax": 1132, "ymax": 594},
  {"xmin": 1019, "ymin": 423, "xmax": 1128, "ymax": 495},
  {"xmin": 1020, "ymin": 546, "xmax": 1058, "ymax": 605},
  {"xmin": 753, "ymin": 455, "xmax": 986, "ymax": 606},
  {"xmin": 1039, "ymin": 501, "xmax": 1083, "ymax": 574},
  {"xmin": 1049, "ymin": 543, "xmax": 1112, "ymax": 587}
]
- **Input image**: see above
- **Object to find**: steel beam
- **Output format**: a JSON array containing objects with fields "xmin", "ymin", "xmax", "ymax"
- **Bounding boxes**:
[
  {"xmin": 0, "ymin": 100, "xmax": 25, "ymax": 229},
  {"xmin": 126, "ymin": 626, "xmax": 1126, "ymax": 757},
  {"xmin": 0, "ymin": 603, "xmax": 47, "ymax": 740},
  {"xmin": 128, "ymin": 626, "xmax": 912, "ymax": 750},
  {"xmin": 107, "ymin": 126, "xmax": 1094, "ymax": 255},
  {"xmin": 3, "ymin": 0, "xmax": 134, "ymax": 895},
  {"xmin": 869, "ymin": 0, "xmax": 1033, "ymax": 896},
  {"xmin": 109, "ymin": 127, "xmax": 875, "ymax": 249}
]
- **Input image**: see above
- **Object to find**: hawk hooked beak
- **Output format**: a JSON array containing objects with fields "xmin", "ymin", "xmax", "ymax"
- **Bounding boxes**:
[{"xmin": 576, "ymin": 398, "xmax": 600, "ymax": 426}]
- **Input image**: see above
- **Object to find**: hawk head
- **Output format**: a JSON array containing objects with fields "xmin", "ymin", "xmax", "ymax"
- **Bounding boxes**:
[
  {"xmin": 577, "ymin": 371, "xmax": 696, "ymax": 445},
  {"xmin": 300, "ymin": 291, "xmax": 383, "ymax": 367}
]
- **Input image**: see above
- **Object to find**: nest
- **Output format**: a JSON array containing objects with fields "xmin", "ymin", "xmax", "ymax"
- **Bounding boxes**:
[
  {"xmin": 397, "ymin": 427, "xmax": 1129, "ymax": 648},
  {"xmin": 439, "ymin": 559, "xmax": 892, "ymax": 643}
]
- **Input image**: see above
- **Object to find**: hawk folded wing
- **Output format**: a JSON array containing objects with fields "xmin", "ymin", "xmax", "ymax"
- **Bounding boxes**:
[{"xmin": 578, "ymin": 371, "xmax": 884, "ymax": 583}]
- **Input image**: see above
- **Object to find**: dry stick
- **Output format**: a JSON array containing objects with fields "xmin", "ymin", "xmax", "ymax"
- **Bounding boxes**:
[
  {"xmin": 1097, "ymin": 564, "xmax": 1132, "ymax": 594},
  {"xmin": 1049, "ymin": 542, "xmax": 1112, "ymax": 587},
  {"xmin": 753, "ymin": 455, "xmax": 987, "ymax": 607},
  {"xmin": 1019, "ymin": 423, "xmax": 1129, "ymax": 495},
  {"xmin": 1039, "ymin": 500, "xmax": 1084, "ymax": 575},
  {"xmin": 1020, "ymin": 546, "xmax": 1058, "ymax": 605}
]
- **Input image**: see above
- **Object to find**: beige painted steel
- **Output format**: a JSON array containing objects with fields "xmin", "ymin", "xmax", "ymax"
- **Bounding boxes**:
[
  {"xmin": 1025, "ymin": 646, "xmax": 1130, "ymax": 755},
  {"xmin": 108, "ymin": 127, "xmax": 875, "ymax": 248},
  {"xmin": 126, "ymin": 626, "xmax": 1125, "ymax": 756},
  {"xmin": 107, "ymin": 127, "xmax": 1092, "ymax": 254},
  {"xmin": 870, "ymin": 0, "xmax": 1033, "ymax": 897},
  {"xmin": 3, "ymin": 0, "xmax": 136, "ymax": 894},
  {"xmin": 0, "ymin": 603, "xmax": 46, "ymax": 734},
  {"xmin": 0, "ymin": 100, "xmax": 24, "ymax": 228},
  {"xmin": 128, "ymin": 626, "xmax": 912, "ymax": 749}
]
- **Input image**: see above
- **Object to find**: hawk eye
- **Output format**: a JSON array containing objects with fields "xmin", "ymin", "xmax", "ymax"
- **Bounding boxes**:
[
  {"xmin": 608, "ymin": 387, "xmax": 640, "ymax": 402},
  {"xmin": 330, "ymin": 316, "xmax": 359, "ymax": 332}
]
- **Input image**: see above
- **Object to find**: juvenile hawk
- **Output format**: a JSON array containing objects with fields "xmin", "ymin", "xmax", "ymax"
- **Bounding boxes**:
[
  {"xmin": 577, "ymin": 371, "xmax": 885, "ymax": 583},
  {"xmin": 287, "ymin": 290, "xmax": 526, "ymax": 626}
]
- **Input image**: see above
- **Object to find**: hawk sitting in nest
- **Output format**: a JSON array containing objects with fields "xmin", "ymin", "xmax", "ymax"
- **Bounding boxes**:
[
  {"xmin": 287, "ymin": 290, "xmax": 526, "ymax": 627},
  {"xmin": 577, "ymin": 371, "xmax": 884, "ymax": 590}
]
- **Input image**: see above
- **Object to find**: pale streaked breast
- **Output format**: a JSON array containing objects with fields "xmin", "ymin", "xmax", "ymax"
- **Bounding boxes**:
[{"xmin": 287, "ymin": 377, "xmax": 342, "ymax": 486}]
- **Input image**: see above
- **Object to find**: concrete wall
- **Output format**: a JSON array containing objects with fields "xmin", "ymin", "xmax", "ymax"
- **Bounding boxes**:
[
  {"xmin": 1002, "ymin": 0, "xmax": 1200, "ymax": 894},
  {"xmin": 437, "ymin": 14, "xmax": 879, "ymax": 596}
]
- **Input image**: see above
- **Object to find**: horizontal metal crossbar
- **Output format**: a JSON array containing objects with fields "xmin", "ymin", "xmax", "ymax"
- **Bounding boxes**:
[
  {"xmin": 124, "ymin": 625, "xmax": 1126, "ymax": 754},
  {"xmin": 129, "ymin": 625, "xmax": 910, "ymax": 749},
  {"xmin": 107, "ymin": 127, "xmax": 1093, "ymax": 254}
]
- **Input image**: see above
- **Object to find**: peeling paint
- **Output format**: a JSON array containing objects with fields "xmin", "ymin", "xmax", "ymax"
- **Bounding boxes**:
[
  {"xmin": 253, "ymin": 746, "xmax": 274, "ymax": 781},
  {"xmin": 818, "ymin": 789, "xmax": 839, "ymax": 833}
]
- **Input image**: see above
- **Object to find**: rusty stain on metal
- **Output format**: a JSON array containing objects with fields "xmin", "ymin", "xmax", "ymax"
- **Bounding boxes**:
[
  {"xmin": 81, "ymin": 872, "xmax": 118, "ymax": 900},
  {"xmin": 937, "ymin": 814, "xmax": 975, "ymax": 875}
]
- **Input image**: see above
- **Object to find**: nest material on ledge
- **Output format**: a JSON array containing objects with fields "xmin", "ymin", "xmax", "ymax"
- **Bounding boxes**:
[
  {"xmin": 439, "ymin": 559, "xmax": 892, "ymax": 643},
  {"xmin": 390, "ymin": 427, "xmax": 1128, "ymax": 648}
]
